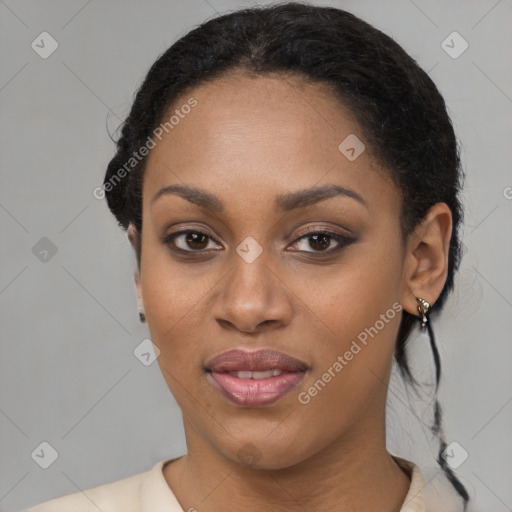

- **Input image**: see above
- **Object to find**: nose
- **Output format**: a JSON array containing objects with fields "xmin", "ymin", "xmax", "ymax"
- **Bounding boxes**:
[{"xmin": 213, "ymin": 250, "xmax": 293, "ymax": 334}]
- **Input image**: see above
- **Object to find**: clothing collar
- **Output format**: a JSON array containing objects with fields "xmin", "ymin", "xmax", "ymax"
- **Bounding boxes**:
[
  {"xmin": 392, "ymin": 455, "xmax": 426, "ymax": 511},
  {"xmin": 140, "ymin": 455, "xmax": 425, "ymax": 512}
]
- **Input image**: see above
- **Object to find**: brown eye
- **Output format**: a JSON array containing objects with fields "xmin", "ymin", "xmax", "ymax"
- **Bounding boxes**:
[
  {"xmin": 289, "ymin": 230, "xmax": 355, "ymax": 254},
  {"xmin": 163, "ymin": 230, "xmax": 221, "ymax": 252},
  {"xmin": 308, "ymin": 233, "xmax": 331, "ymax": 251},
  {"xmin": 183, "ymin": 232, "xmax": 208, "ymax": 250}
]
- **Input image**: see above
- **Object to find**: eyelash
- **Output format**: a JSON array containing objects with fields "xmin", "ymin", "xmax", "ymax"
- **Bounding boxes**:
[{"xmin": 162, "ymin": 228, "xmax": 355, "ymax": 257}]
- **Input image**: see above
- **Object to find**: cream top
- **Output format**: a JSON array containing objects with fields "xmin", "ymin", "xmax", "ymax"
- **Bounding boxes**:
[{"xmin": 26, "ymin": 455, "xmax": 425, "ymax": 511}]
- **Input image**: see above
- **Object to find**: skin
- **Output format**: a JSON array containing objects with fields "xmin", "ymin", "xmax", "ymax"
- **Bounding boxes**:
[{"xmin": 127, "ymin": 70, "xmax": 452, "ymax": 512}]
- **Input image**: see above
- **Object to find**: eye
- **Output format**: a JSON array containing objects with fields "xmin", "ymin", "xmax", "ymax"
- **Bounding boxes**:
[
  {"xmin": 163, "ymin": 230, "xmax": 222, "ymax": 253},
  {"xmin": 288, "ymin": 229, "xmax": 355, "ymax": 254},
  {"xmin": 162, "ymin": 228, "xmax": 355, "ymax": 257}
]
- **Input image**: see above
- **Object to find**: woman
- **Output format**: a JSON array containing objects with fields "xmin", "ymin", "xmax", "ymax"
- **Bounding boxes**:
[{"xmin": 27, "ymin": 3, "xmax": 470, "ymax": 511}]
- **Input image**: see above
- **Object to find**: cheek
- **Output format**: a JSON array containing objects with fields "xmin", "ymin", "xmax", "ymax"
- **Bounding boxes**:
[
  {"xmin": 140, "ymin": 256, "xmax": 215, "ymax": 413},
  {"xmin": 295, "ymin": 238, "xmax": 404, "ymax": 404},
  {"xmin": 139, "ymin": 244, "xmax": 214, "ymax": 367},
  {"xmin": 299, "ymin": 241, "xmax": 403, "ymax": 349}
]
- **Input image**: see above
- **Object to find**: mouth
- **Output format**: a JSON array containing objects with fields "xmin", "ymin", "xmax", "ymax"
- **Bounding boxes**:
[{"xmin": 204, "ymin": 348, "xmax": 309, "ymax": 407}]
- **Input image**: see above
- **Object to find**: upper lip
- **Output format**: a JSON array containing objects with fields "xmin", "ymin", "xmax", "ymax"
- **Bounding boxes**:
[{"xmin": 205, "ymin": 348, "xmax": 309, "ymax": 373}]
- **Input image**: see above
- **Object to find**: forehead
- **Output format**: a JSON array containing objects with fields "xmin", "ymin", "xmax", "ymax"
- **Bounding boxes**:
[{"xmin": 143, "ymin": 71, "xmax": 398, "ymax": 218}]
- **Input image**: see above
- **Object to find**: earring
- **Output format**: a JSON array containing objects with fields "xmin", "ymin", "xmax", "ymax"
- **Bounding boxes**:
[
  {"xmin": 138, "ymin": 302, "xmax": 146, "ymax": 323},
  {"xmin": 416, "ymin": 297, "xmax": 431, "ymax": 330}
]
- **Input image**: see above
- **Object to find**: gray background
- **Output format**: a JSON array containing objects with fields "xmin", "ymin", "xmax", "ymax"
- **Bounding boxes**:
[{"xmin": 1, "ymin": 0, "xmax": 511, "ymax": 511}]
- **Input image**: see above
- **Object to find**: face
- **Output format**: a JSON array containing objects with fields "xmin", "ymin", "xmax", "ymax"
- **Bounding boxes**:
[{"xmin": 133, "ymin": 71, "xmax": 416, "ymax": 470}]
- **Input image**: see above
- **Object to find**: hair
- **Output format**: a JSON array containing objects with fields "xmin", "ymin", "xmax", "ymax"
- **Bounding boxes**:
[{"xmin": 103, "ymin": 2, "xmax": 468, "ymax": 508}]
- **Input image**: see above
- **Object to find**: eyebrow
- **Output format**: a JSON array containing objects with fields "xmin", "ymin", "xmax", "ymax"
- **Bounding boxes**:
[{"xmin": 151, "ymin": 183, "xmax": 368, "ymax": 212}]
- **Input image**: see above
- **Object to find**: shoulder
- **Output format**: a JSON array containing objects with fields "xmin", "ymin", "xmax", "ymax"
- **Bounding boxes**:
[
  {"xmin": 393, "ymin": 455, "xmax": 467, "ymax": 512},
  {"xmin": 25, "ymin": 459, "xmax": 173, "ymax": 512},
  {"xmin": 393, "ymin": 455, "xmax": 426, "ymax": 512}
]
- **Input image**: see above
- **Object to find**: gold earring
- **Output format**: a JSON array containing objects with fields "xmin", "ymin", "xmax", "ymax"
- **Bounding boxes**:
[{"xmin": 416, "ymin": 297, "xmax": 431, "ymax": 330}]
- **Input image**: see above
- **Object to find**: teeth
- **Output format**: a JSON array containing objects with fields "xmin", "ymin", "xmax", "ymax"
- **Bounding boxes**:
[{"xmin": 233, "ymin": 369, "xmax": 282, "ymax": 379}]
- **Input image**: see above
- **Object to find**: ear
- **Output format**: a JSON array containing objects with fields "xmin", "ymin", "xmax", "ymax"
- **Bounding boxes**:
[
  {"xmin": 127, "ymin": 223, "xmax": 142, "ymax": 302},
  {"xmin": 401, "ymin": 202, "xmax": 453, "ymax": 317}
]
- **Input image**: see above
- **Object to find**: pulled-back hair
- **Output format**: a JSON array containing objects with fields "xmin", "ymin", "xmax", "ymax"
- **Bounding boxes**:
[{"xmin": 103, "ymin": 3, "xmax": 468, "ymax": 508}]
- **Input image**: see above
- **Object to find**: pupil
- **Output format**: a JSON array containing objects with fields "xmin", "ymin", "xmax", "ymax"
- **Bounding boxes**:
[
  {"xmin": 186, "ymin": 232, "xmax": 207, "ymax": 250},
  {"xmin": 310, "ymin": 233, "xmax": 329, "ymax": 250}
]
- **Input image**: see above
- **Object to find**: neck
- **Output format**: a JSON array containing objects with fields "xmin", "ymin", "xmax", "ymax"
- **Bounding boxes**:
[{"xmin": 163, "ymin": 399, "xmax": 411, "ymax": 512}]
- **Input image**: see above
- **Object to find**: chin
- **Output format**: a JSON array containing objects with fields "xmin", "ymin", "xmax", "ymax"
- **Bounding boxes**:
[{"xmin": 215, "ymin": 433, "xmax": 319, "ymax": 471}]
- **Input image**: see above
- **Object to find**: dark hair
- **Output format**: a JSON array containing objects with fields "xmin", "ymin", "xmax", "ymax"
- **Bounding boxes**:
[{"xmin": 103, "ymin": 2, "xmax": 468, "ymax": 508}]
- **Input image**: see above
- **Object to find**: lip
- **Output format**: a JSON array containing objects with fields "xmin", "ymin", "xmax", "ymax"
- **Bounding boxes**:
[
  {"xmin": 205, "ymin": 348, "xmax": 309, "ymax": 373},
  {"xmin": 205, "ymin": 348, "xmax": 309, "ymax": 407}
]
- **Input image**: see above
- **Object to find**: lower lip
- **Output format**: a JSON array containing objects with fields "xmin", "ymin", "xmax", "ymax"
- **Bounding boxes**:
[{"xmin": 208, "ymin": 371, "xmax": 305, "ymax": 406}]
